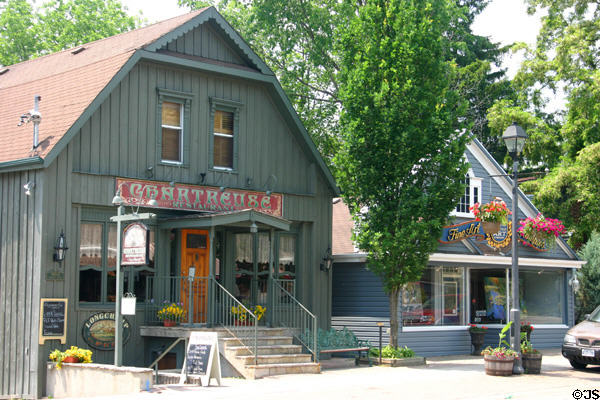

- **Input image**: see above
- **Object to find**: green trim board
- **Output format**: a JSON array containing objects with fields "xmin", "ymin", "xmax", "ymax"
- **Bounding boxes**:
[{"xmin": 0, "ymin": 156, "xmax": 44, "ymax": 172}]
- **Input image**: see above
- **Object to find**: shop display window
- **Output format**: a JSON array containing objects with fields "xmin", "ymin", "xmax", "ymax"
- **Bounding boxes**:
[
  {"xmin": 402, "ymin": 266, "xmax": 464, "ymax": 326},
  {"xmin": 234, "ymin": 233, "xmax": 270, "ymax": 305},
  {"xmin": 277, "ymin": 234, "xmax": 296, "ymax": 295},
  {"xmin": 79, "ymin": 221, "xmax": 155, "ymax": 304},
  {"xmin": 520, "ymin": 270, "xmax": 565, "ymax": 324},
  {"xmin": 470, "ymin": 269, "xmax": 508, "ymax": 324}
]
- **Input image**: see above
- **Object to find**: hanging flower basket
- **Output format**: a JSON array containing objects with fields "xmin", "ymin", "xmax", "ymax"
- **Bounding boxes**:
[
  {"xmin": 470, "ymin": 198, "xmax": 511, "ymax": 235},
  {"xmin": 517, "ymin": 214, "xmax": 565, "ymax": 249}
]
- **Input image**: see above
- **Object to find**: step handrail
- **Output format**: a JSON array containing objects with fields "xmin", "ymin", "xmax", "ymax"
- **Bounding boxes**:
[
  {"xmin": 211, "ymin": 278, "xmax": 258, "ymax": 365},
  {"xmin": 270, "ymin": 279, "xmax": 318, "ymax": 362}
]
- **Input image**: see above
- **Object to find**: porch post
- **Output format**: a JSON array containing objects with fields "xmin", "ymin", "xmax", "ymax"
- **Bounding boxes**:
[
  {"xmin": 208, "ymin": 226, "xmax": 215, "ymax": 327},
  {"xmin": 268, "ymin": 228, "xmax": 275, "ymax": 326}
]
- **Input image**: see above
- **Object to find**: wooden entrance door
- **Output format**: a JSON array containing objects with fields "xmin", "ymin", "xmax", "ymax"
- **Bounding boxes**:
[{"xmin": 181, "ymin": 229, "xmax": 209, "ymax": 323}]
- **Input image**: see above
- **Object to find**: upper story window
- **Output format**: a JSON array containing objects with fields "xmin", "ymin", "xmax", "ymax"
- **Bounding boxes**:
[
  {"xmin": 213, "ymin": 110, "xmax": 234, "ymax": 169},
  {"xmin": 161, "ymin": 101, "xmax": 183, "ymax": 163},
  {"xmin": 156, "ymin": 88, "xmax": 193, "ymax": 167},
  {"xmin": 452, "ymin": 169, "xmax": 482, "ymax": 218},
  {"xmin": 209, "ymin": 97, "xmax": 243, "ymax": 172}
]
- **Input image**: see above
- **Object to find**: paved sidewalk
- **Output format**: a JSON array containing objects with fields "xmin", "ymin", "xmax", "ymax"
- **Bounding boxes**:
[{"xmin": 59, "ymin": 350, "xmax": 600, "ymax": 400}]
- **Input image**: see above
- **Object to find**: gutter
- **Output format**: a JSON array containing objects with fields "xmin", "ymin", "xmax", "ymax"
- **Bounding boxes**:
[{"xmin": 0, "ymin": 156, "xmax": 44, "ymax": 173}]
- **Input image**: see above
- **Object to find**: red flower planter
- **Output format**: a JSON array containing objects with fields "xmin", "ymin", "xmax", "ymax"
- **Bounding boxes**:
[
  {"xmin": 62, "ymin": 356, "xmax": 80, "ymax": 364},
  {"xmin": 163, "ymin": 320, "xmax": 176, "ymax": 327}
]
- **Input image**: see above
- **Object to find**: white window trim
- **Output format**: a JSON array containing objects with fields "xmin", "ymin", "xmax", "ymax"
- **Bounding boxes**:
[{"xmin": 451, "ymin": 168, "xmax": 482, "ymax": 218}]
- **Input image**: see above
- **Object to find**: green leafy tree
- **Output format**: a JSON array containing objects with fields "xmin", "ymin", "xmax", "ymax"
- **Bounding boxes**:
[
  {"xmin": 576, "ymin": 232, "xmax": 600, "ymax": 321},
  {"xmin": 0, "ymin": 0, "xmax": 140, "ymax": 66},
  {"xmin": 490, "ymin": 0, "xmax": 600, "ymax": 247},
  {"xmin": 180, "ymin": 0, "xmax": 509, "ymax": 167},
  {"xmin": 335, "ymin": 0, "xmax": 469, "ymax": 347}
]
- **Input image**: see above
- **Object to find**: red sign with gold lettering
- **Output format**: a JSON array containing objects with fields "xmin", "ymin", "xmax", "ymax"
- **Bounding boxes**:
[{"xmin": 116, "ymin": 178, "xmax": 283, "ymax": 217}]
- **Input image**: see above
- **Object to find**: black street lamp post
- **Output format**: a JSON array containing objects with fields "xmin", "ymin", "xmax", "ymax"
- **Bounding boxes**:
[{"xmin": 502, "ymin": 122, "xmax": 528, "ymax": 375}]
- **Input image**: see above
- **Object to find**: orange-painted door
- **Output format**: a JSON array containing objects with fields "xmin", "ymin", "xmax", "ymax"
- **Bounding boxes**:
[{"xmin": 180, "ymin": 229, "xmax": 209, "ymax": 323}]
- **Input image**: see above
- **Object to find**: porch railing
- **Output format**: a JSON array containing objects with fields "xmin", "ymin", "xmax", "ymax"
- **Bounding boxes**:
[
  {"xmin": 269, "ymin": 279, "xmax": 318, "ymax": 362},
  {"xmin": 144, "ymin": 276, "xmax": 209, "ymax": 325},
  {"xmin": 210, "ymin": 279, "xmax": 258, "ymax": 365}
]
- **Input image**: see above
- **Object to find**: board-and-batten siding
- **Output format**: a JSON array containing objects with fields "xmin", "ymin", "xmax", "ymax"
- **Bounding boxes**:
[
  {"xmin": 161, "ymin": 21, "xmax": 248, "ymax": 67},
  {"xmin": 332, "ymin": 263, "xmax": 569, "ymax": 356},
  {"xmin": 0, "ymin": 170, "xmax": 43, "ymax": 398},
  {"xmin": 71, "ymin": 62, "xmax": 316, "ymax": 199}
]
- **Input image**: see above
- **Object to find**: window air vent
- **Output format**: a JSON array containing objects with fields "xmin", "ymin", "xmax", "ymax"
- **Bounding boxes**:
[{"xmin": 71, "ymin": 47, "xmax": 86, "ymax": 55}]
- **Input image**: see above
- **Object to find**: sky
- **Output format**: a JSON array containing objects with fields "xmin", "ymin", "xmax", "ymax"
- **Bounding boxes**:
[{"xmin": 121, "ymin": 0, "xmax": 542, "ymax": 79}]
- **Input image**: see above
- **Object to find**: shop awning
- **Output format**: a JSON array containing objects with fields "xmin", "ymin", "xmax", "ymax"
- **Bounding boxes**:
[{"xmin": 157, "ymin": 209, "xmax": 291, "ymax": 231}]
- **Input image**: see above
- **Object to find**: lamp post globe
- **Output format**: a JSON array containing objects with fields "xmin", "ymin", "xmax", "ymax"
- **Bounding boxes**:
[{"xmin": 503, "ymin": 122, "xmax": 527, "ymax": 374}]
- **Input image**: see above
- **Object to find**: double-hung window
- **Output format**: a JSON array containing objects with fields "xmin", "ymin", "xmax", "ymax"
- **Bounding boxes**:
[
  {"xmin": 209, "ymin": 97, "xmax": 242, "ymax": 171},
  {"xmin": 157, "ymin": 88, "xmax": 193, "ymax": 166}
]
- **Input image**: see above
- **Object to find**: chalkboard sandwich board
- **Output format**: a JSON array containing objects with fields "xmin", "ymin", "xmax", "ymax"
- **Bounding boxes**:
[
  {"xmin": 39, "ymin": 298, "xmax": 68, "ymax": 344},
  {"xmin": 180, "ymin": 332, "xmax": 221, "ymax": 386}
]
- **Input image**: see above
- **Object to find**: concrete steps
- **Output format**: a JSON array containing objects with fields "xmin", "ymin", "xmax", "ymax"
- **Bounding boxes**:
[{"xmin": 220, "ymin": 327, "xmax": 320, "ymax": 379}]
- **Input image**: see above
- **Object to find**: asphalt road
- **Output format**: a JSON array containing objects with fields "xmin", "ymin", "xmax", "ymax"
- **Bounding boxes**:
[{"xmin": 59, "ymin": 349, "xmax": 600, "ymax": 400}]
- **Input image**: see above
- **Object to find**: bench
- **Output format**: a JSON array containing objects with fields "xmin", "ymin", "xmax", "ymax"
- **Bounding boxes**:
[{"xmin": 317, "ymin": 327, "xmax": 371, "ymax": 365}]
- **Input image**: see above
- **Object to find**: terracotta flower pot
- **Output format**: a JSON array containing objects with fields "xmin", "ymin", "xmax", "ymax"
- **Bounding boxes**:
[
  {"xmin": 62, "ymin": 356, "xmax": 80, "ymax": 364},
  {"xmin": 163, "ymin": 320, "xmax": 176, "ymax": 327},
  {"xmin": 483, "ymin": 354, "xmax": 514, "ymax": 376},
  {"xmin": 522, "ymin": 353, "xmax": 542, "ymax": 374},
  {"xmin": 482, "ymin": 221, "xmax": 501, "ymax": 235}
]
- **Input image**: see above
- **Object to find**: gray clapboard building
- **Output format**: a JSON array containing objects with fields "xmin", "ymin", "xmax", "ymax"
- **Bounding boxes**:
[
  {"xmin": 332, "ymin": 138, "xmax": 584, "ymax": 356},
  {"xmin": 0, "ymin": 8, "xmax": 338, "ymax": 398}
]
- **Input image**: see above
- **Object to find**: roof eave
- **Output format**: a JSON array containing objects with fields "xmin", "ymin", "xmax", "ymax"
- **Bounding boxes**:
[{"xmin": 0, "ymin": 156, "xmax": 44, "ymax": 173}]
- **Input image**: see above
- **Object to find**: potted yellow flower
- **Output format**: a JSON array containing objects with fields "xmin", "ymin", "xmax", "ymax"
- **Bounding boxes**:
[
  {"xmin": 157, "ymin": 302, "xmax": 185, "ymax": 326},
  {"xmin": 49, "ymin": 346, "xmax": 93, "ymax": 369}
]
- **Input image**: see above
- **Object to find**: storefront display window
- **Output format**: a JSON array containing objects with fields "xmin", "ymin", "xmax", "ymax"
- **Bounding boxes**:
[
  {"xmin": 469, "ymin": 269, "xmax": 508, "ymax": 324},
  {"xmin": 520, "ymin": 270, "xmax": 565, "ymax": 324},
  {"xmin": 234, "ymin": 232, "xmax": 270, "ymax": 305},
  {"xmin": 79, "ymin": 220, "xmax": 155, "ymax": 304},
  {"xmin": 278, "ymin": 234, "xmax": 296, "ymax": 295},
  {"xmin": 402, "ymin": 266, "xmax": 464, "ymax": 326}
]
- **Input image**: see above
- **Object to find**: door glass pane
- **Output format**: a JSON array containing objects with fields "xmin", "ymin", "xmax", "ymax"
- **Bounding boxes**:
[{"xmin": 186, "ymin": 233, "xmax": 207, "ymax": 249}]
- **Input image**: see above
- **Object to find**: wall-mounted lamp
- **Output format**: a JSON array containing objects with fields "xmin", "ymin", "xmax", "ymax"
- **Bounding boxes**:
[
  {"xmin": 569, "ymin": 274, "xmax": 580, "ymax": 292},
  {"xmin": 145, "ymin": 166, "xmax": 154, "ymax": 178},
  {"xmin": 263, "ymin": 174, "xmax": 277, "ymax": 196},
  {"xmin": 23, "ymin": 181, "xmax": 35, "ymax": 196},
  {"xmin": 53, "ymin": 230, "xmax": 68, "ymax": 263},
  {"xmin": 320, "ymin": 247, "xmax": 333, "ymax": 272},
  {"xmin": 220, "ymin": 186, "xmax": 226, "ymax": 193},
  {"xmin": 250, "ymin": 222, "xmax": 258, "ymax": 233},
  {"xmin": 169, "ymin": 181, "xmax": 176, "ymax": 187},
  {"xmin": 199, "ymin": 173, "xmax": 206, "ymax": 184},
  {"xmin": 246, "ymin": 177, "xmax": 253, "ymax": 187}
]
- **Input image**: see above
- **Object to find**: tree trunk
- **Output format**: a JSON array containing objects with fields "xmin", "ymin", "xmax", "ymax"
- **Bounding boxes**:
[{"xmin": 389, "ymin": 286, "xmax": 400, "ymax": 348}]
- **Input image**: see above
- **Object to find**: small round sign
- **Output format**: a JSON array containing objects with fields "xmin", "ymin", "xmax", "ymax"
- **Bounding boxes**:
[{"xmin": 82, "ymin": 312, "xmax": 131, "ymax": 351}]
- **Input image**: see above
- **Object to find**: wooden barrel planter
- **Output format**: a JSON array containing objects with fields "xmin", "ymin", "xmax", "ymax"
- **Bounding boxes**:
[
  {"xmin": 482, "ymin": 221, "xmax": 501, "ymax": 235},
  {"xmin": 522, "ymin": 353, "xmax": 542, "ymax": 374},
  {"xmin": 483, "ymin": 355, "xmax": 514, "ymax": 376}
]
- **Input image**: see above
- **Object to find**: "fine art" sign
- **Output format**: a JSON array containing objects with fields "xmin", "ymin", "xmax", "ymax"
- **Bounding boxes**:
[
  {"xmin": 116, "ymin": 178, "xmax": 283, "ymax": 217},
  {"xmin": 82, "ymin": 312, "xmax": 131, "ymax": 351},
  {"xmin": 122, "ymin": 222, "xmax": 149, "ymax": 265},
  {"xmin": 439, "ymin": 220, "xmax": 485, "ymax": 243}
]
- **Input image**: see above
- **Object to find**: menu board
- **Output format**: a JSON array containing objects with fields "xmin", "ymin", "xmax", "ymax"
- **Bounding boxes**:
[
  {"xmin": 39, "ymin": 298, "xmax": 68, "ymax": 344},
  {"xmin": 180, "ymin": 332, "xmax": 221, "ymax": 386},
  {"xmin": 186, "ymin": 344, "xmax": 211, "ymax": 375}
]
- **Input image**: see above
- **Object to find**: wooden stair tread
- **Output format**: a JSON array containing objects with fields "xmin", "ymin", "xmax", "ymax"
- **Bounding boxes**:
[{"xmin": 245, "ymin": 362, "xmax": 320, "ymax": 369}]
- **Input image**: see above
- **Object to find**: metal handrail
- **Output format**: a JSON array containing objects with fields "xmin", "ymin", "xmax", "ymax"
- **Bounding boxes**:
[
  {"xmin": 270, "ymin": 279, "xmax": 318, "ymax": 362},
  {"xmin": 211, "ymin": 279, "xmax": 258, "ymax": 365},
  {"xmin": 144, "ymin": 276, "xmax": 209, "ymax": 324}
]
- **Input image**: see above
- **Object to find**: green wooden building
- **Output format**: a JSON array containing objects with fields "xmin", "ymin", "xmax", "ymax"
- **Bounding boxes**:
[{"xmin": 0, "ymin": 8, "xmax": 338, "ymax": 397}]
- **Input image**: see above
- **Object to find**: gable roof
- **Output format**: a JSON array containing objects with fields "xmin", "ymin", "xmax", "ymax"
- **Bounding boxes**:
[{"xmin": 0, "ymin": 7, "xmax": 339, "ymax": 195}]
